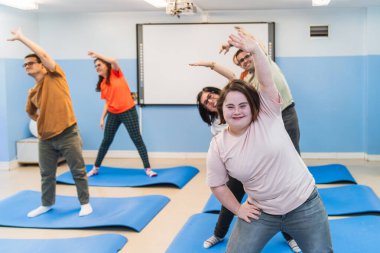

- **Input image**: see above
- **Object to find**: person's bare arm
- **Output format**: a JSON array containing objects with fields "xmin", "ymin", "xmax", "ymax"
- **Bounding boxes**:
[
  {"xmin": 228, "ymin": 31, "xmax": 278, "ymax": 100},
  {"xmin": 211, "ymin": 185, "xmax": 261, "ymax": 223},
  {"xmin": 189, "ymin": 61, "xmax": 236, "ymax": 81},
  {"xmin": 26, "ymin": 101, "xmax": 38, "ymax": 121},
  {"xmin": 88, "ymin": 51, "xmax": 120, "ymax": 71},
  {"xmin": 219, "ymin": 26, "xmax": 268, "ymax": 55},
  {"xmin": 99, "ymin": 103, "xmax": 108, "ymax": 129},
  {"xmin": 8, "ymin": 28, "xmax": 56, "ymax": 72}
]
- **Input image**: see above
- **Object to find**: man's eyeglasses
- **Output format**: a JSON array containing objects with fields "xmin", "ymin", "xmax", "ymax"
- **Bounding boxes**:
[
  {"xmin": 22, "ymin": 62, "xmax": 38, "ymax": 68},
  {"xmin": 236, "ymin": 53, "xmax": 252, "ymax": 65}
]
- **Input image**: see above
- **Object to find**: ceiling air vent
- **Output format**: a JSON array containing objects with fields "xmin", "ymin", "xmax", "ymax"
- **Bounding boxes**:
[{"xmin": 310, "ymin": 25, "xmax": 329, "ymax": 38}]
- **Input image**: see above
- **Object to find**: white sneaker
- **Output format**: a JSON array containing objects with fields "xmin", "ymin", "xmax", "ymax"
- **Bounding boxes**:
[
  {"xmin": 27, "ymin": 206, "xmax": 52, "ymax": 218},
  {"xmin": 203, "ymin": 235, "xmax": 224, "ymax": 249},
  {"xmin": 288, "ymin": 239, "xmax": 302, "ymax": 253},
  {"xmin": 87, "ymin": 166, "xmax": 99, "ymax": 177},
  {"xmin": 145, "ymin": 168, "xmax": 157, "ymax": 177},
  {"xmin": 79, "ymin": 203, "xmax": 93, "ymax": 217}
]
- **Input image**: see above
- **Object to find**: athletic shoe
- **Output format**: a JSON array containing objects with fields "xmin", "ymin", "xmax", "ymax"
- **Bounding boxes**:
[
  {"xmin": 87, "ymin": 166, "xmax": 99, "ymax": 177},
  {"xmin": 203, "ymin": 235, "xmax": 224, "ymax": 249},
  {"xmin": 288, "ymin": 239, "xmax": 302, "ymax": 253},
  {"xmin": 145, "ymin": 168, "xmax": 157, "ymax": 177}
]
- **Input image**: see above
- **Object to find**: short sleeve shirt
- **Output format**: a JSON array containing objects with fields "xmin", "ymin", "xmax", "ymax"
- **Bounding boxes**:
[
  {"xmin": 26, "ymin": 64, "xmax": 76, "ymax": 140},
  {"xmin": 100, "ymin": 69, "xmax": 135, "ymax": 114},
  {"xmin": 207, "ymin": 92, "xmax": 314, "ymax": 215}
]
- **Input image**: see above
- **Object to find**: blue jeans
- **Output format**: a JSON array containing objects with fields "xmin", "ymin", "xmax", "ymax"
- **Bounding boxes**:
[{"xmin": 226, "ymin": 188, "xmax": 333, "ymax": 253}]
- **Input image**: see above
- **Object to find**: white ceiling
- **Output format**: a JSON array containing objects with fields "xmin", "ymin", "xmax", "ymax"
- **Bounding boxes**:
[{"xmin": 29, "ymin": 0, "xmax": 380, "ymax": 13}]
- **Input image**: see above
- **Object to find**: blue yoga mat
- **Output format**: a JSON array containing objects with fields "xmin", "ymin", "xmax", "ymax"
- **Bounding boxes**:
[
  {"xmin": 203, "ymin": 185, "xmax": 380, "ymax": 215},
  {"xmin": 166, "ymin": 213, "xmax": 295, "ymax": 253},
  {"xmin": 57, "ymin": 165, "xmax": 199, "ymax": 189},
  {"xmin": 166, "ymin": 213, "xmax": 380, "ymax": 253},
  {"xmin": 319, "ymin": 184, "xmax": 380, "ymax": 215},
  {"xmin": 0, "ymin": 190, "xmax": 169, "ymax": 232},
  {"xmin": 308, "ymin": 164, "xmax": 356, "ymax": 184},
  {"xmin": 329, "ymin": 215, "xmax": 380, "ymax": 252},
  {"xmin": 0, "ymin": 234, "xmax": 127, "ymax": 253}
]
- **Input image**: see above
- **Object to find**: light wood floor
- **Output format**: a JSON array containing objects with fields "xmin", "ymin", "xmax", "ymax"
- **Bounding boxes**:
[{"xmin": 1, "ymin": 158, "xmax": 380, "ymax": 252}]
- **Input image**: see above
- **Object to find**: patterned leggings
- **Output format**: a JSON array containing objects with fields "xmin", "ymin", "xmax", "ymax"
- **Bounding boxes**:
[{"xmin": 95, "ymin": 106, "xmax": 151, "ymax": 168}]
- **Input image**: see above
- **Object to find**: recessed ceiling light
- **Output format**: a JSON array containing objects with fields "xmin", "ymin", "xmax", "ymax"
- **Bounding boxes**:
[
  {"xmin": 0, "ymin": 0, "xmax": 38, "ymax": 10},
  {"xmin": 144, "ymin": 0, "xmax": 167, "ymax": 8},
  {"xmin": 312, "ymin": 0, "xmax": 331, "ymax": 7}
]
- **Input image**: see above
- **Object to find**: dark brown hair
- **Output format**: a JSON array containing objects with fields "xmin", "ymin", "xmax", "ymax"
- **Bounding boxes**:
[
  {"xmin": 217, "ymin": 79, "xmax": 260, "ymax": 124},
  {"xmin": 233, "ymin": 49, "xmax": 244, "ymax": 65},
  {"xmin": 24, "ymin": 54, "xmax": 42, "ymax": 63},
  {"xmin": 95, "ymin": 58, "xmax": 112, "ymax": 92},
  {"xmin": 196, "ymin": 86, "xmax": 221, "ymax": 126}
]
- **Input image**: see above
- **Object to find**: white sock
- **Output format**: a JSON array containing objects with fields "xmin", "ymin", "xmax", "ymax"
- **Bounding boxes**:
[
  {"xmin": 203, "ymin": 235, "xmax": 224, "ymax": 249},
  {"xmin": 288, "ymin": 239, "xmax": 302, "ymax": 253},
  {"xmin": 79, "ymin": 203, "xmax": 93, "ymax": 217},
  {"xmin": 27, "ymin": 205, "xmax": 53, "ymax": 218}
]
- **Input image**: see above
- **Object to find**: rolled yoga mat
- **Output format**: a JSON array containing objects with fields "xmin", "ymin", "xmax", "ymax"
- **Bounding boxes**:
[{"xmin": 308, "ymin": 163, "xmax": 356, "ymax": 184}]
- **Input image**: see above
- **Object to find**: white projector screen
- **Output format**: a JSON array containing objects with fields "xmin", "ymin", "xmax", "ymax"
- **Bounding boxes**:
[{"xmin": 137, "ymin": 22, "xmax": 275, "ymax": 105}]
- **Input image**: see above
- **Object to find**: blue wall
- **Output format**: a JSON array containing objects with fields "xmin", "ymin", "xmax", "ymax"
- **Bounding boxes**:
[
  {"xmin": 0, "ymin": 59, "xmax": 8, "ymax": 161},
  {"xmin": 1, "ymin": 54, "xmax": 376, "ymax": 162},
  {"xmin": 278, "ymin": 56, "xmax": 366, "ymax": 152},
  {"xmin": 367, "ymin": 55, "xmax": 380, "ymax": 154},
  {"xmin": 1, "ymin": 59, "xmax": 36, "ymax": 161}
]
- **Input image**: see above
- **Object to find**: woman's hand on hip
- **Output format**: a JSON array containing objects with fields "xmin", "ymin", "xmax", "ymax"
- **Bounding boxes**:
[{"xmin": 237, "ymin": 201, "xmax": 261, "ymax": 223}]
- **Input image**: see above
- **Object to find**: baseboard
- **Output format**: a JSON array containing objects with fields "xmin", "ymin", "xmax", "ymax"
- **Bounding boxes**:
[
  {"xmin": 0, "ymin": 160, "xmax": 19, "ymax": 171},
  {"xmin": 0, "ymin": 162, "xmax": 8, "ymax": 170},
  {"xmin": 366, "ymin": 154, "xmax": 380, "ymax": 161},
  {"xmin": 1, "ymin": 152, "xmax": 379, "ymax": 169}
]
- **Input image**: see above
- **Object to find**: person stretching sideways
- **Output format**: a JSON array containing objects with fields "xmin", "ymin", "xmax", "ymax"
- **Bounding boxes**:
[
  {"xmin": 8, "ymin": 28, "xmax": 92, "ymax": 218},
  {"xmin": 86, "ymin": 51, "xmax": 157, "ymax": 178},
  {"xmin": 190, "ymin": 28, "xmax": 301, "ymax": 252},
  {"xmin": 206, "ymin": 29, "xmax": 333, "ymax": 253}
]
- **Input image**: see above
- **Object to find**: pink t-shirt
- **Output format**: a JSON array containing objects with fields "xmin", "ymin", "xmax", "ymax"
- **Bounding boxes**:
[{"xmin": 207, "ymin": 92, "xmax": 315, "ymax": 215}]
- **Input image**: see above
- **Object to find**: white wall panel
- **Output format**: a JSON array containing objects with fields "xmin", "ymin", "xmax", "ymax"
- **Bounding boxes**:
[
  {"xmin": 37, "ymin": 8, "xmax": 368, "ymax": 59},
  {"xmin": 367, "ymin": 7, "xmax": 380, "ymax": 54},
  {"xmin": 38, "ymin": 12, "xmax": 200, "ymax": 59},
  {"xmin": 208, "ymin": 9, "xmax": 367, "ymax": 57},
  {"xmin": 0, "ymin": 6, "xmax": 39, "ymax": 58}
]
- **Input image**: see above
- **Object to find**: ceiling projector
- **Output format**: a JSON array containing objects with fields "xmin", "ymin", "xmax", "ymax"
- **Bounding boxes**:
[{"xmin": 166, "ymin": 0, "xmax": 197, "ymax": 17}]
